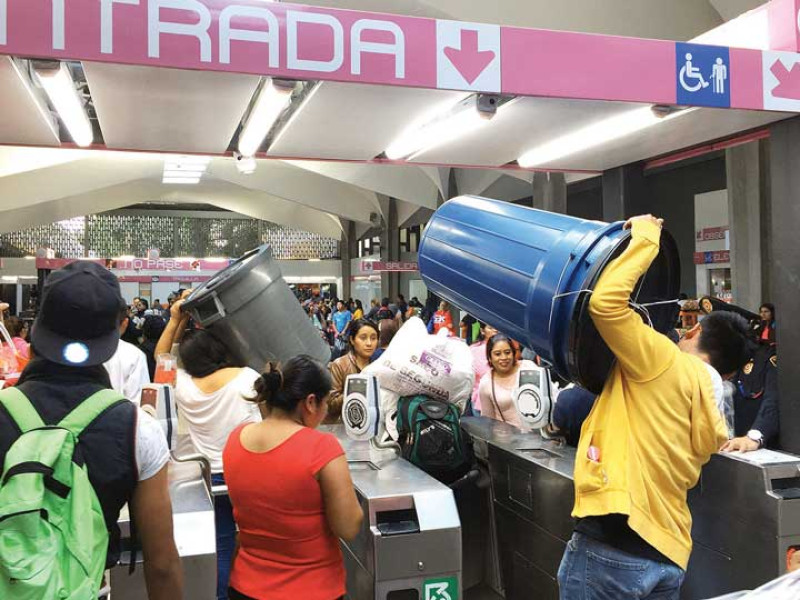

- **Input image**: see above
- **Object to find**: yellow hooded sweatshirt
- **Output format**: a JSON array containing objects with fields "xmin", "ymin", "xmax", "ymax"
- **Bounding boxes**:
[{"xmin": 572, "ymin": 219, "xmax": 729, "ymax": 569}]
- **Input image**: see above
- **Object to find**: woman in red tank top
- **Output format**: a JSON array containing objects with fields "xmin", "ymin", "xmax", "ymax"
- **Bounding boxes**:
[{"xmin": 223, "ymin": 356, "xmax": 363, "ymax": 600}]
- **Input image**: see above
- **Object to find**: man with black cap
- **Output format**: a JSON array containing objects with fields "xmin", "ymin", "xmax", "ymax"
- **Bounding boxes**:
[{"xmin": 0, "ymin": 261, "xmax": 183, "ymax": 599}]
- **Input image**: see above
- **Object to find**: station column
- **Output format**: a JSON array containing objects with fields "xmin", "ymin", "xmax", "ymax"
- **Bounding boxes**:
[
  {"xmin": 726, "ymin": 141, "xmax": 769, "ymax": 312},
  {"xmin": 340, "ymin": 220, "xmax": 357, "ymax": 301},
  {"xmin": 380, "ymin": 196, "xmax": 400, "ymax": 301},
  {"xmin": 768, "ymin": 118, "xmax": 800, "ymax": 454},
  {"xmin": 532, "ymin": 172, "xmax": 567, "ymax": 213},
  {"xmin": 601, "ymin": 163, "xmax": 646, "ymax": 221}
]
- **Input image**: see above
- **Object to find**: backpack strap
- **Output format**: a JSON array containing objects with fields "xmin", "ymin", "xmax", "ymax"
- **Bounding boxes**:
[
  {"xmin": 58, "ymin": 389, "xmax": 127, "ymax": 437},
  {"xmin": 0, "ymin": 387, "xmax": 46, "ymax": 433}
]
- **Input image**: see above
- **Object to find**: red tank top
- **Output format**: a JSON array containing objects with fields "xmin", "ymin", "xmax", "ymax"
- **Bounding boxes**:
[{"xmin": 224, "ymin": 425, "xmax": 346, "ymax": 600}]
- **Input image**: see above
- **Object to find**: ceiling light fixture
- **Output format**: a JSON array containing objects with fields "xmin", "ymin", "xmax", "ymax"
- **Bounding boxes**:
[
  {"xmin": 385, "ymin": 94, "xmax": 497, "ymax": 160},
  {"xmin": 238, "ymin": 78, "xmax": 295, "ymax": 158},
  {"xmin": 517, "ymin": 106, "xmax": 692, "ymax": 168},
  {"xmin": 32, "ymin": 61, "xmax": 93, "ymax": 147},
  {"xmin": 162, "ymin": 176, "xmax": 201, "ymax": 185},
  {"xmin": 161, "ymin": 155, "xmax": 211, "ymax": 185}
]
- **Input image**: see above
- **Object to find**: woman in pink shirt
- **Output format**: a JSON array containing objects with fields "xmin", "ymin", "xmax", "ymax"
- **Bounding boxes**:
[
  {"xmin": 478, "ymin": 334, "xmax": 535, "ymax": 429},
  {"xmin": 5, "ymin": 316, "xmax": 29, "ymax": 360},
  {"xmin": 469, "ymin": 322, "xmax": 497, "ymax": 414}
]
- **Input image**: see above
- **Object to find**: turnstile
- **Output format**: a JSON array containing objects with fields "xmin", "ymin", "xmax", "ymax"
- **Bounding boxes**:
[
  {"xmin": 110, "ymin": 457, "xmax": 217, "ymax": 600},
  {"xmin": 685, "ymin": 450, "xmax": 800, "ymax": 599},
  {"xmin": 461, "ymin": 416, "xmax": 800, "ymax": 600},
  {"xmin": 463, "ymin": 417, "xmax": 574, "ymax": 600},
  {"xmin": 325, "ymin": 426, "xmax": 463, "ymax": 600}
]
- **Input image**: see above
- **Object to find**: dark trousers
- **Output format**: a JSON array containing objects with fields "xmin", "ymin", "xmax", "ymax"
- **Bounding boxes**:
[{"xmin": 212, "ymin": 473, "xmax": 236, "ymax": 600}]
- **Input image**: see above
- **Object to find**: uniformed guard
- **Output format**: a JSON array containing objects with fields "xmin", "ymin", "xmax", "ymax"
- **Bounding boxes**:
[{"xmin": 701, "ymin": 298, "xmax": 780, "ymax": 453}]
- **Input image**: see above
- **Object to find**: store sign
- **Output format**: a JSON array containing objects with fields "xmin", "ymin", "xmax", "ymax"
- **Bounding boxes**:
[
  {"xmin": 696, "ymin": 226, "xmax": 729, "ymax": 242},
  {"xmin": 694, "ymin": 250, "xmax": 730, "ymax": 265},
  {"xmin": 0, "ymin": 0, "xmax": 787, "ymax": 110},
  {"xmin": 360, "ymin": 260, "xmax": 418, "ymax": 272},
  {"xmin": 36, "ymin": 257, "xmax": 230, "ymax": 271},
  {"xmin": 118, "ymin": 275, "xmax": 209, "ymax": 283}
]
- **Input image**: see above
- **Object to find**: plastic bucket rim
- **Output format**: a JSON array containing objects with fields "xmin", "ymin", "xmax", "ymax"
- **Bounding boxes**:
[{"xmin": 183, "ymin": 244, "xmax": 272, "ymax": 310}]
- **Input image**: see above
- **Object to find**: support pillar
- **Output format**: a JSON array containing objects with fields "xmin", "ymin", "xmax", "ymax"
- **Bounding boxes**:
[
  {"xmin": 532, "ymin": 172, "xmax": 567, "ymax": 213},
  {"xmin": 726, "ymin": 142, "xmax": 764, "ymax": 312},
  {"xmin": 340, "ymin": 220, "xmax": 356, "ymax": 300},
  {"xmin": 380, "ymin": 197, "xmax": 400, "ymax": 301},
  {"xmin": 602, "ymin": 163, "xmax": 646, "ymax": 221},
  {"xmin": 768, "ymin": 118, "xmax": 800, "ymax": 454}
]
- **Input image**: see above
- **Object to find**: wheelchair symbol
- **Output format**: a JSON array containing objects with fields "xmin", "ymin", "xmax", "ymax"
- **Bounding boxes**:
[{"xmin": 679, "ymin": 53, "xmax": 710, "ymax": 93}]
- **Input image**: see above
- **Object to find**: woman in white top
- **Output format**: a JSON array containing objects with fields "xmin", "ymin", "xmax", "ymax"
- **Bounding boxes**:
[
  {"xmin": 156, "ymin": 297, "xmax": 261, "ymax": 600},
  {"xmin": 478, "ymin": 334, "xmax": 536, "ymax": 429}
]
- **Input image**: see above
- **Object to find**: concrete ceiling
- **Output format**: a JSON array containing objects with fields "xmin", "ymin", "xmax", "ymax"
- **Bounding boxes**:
[
  {"xmin": 708, "ymin": 0, "xmax": 767, "ymax": 21},
  {"xmin": 0, "ymin": 0, "xmax": 777, "ymax": 239},
  {"xmin": 294, "ymin": 0, "xmax": 729, "ymax": 40}
]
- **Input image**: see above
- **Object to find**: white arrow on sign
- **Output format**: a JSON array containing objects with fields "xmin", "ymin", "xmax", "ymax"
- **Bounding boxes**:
[{"xmin": 425, "ymin": 582, "xmax": 452, "ymax": 600}]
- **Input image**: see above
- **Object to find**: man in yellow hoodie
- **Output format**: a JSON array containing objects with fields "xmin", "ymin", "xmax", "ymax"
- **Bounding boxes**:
[{"xmin": 558, "ymin": 215, "xmax": 751, "ymax": 600}]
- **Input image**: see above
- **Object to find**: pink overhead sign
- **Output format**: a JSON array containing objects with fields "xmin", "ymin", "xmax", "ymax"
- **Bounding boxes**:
[{"xmin": 0, "ymin": 0, "xmax": 793, "ymax": 111}]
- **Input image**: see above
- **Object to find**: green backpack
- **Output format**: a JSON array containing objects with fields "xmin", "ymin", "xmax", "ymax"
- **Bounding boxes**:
[
  {"xmin": 0, "ymin": 387, "xmax": 125, "ymax": 600},
  {"xmin": 396, "ymin": 395, "xmax": 473, "ymax": 485}
]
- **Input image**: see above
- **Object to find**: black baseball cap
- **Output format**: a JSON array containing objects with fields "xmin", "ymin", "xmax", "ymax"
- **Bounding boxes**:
[{"xmin": 31, "ymin": 260, "xmax": 124, "ymax": 367}]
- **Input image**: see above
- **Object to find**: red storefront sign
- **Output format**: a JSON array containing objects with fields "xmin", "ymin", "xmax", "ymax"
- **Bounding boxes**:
[
  {"xmin": 693, "ymin": 250, "xmax": 730, "ymax": 265},
  {"xmin": 360, "ymin": 261, "xmax": 418, "ymax": 272},
  {"xmin": 117, "ymin": 275, "xmax": 211, "ymax": 283},
  {"xmin": 696, "ymin": 226, "xmax": 729, "ymax": 242},
  {"xmin": 36, "ymin": 257, "xmax": 230, "ymax": 271}
]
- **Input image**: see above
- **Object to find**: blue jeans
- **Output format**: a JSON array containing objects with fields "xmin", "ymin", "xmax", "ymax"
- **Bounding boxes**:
[
  {"xmin": 212, "ymin": 473, "xmax": 236, "ymax": 600},
  {"xmin": 558, "ymin": 532, "xmax": 685, "ymax": 600}
]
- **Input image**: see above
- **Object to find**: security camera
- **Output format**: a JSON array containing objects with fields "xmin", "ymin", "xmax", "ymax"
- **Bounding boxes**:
[{"xmin": 233, "ymin": 151, "xmax": 257, "ymax": 175}]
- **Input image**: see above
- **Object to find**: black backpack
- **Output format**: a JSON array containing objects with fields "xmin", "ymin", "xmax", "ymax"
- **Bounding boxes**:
[{"xmin": 395, "ymin": 395, "xmax": 473, "ymax": 484}]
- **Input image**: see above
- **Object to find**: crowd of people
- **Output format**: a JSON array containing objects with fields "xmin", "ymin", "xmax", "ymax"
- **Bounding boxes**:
[{"xmin": 0, "ymin": 225, "xmax": 785, "ymax": 600}]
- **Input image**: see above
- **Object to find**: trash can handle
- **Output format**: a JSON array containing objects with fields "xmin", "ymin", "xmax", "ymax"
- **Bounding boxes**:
[{"xmin": 192, "ymin": 291, "xmax": 227, "ymax": 327}]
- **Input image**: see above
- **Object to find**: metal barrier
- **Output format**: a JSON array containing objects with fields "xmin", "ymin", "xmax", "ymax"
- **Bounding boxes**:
[
  {"xmin": 325, "ymin": 426, "xmax": 463, "ymax": 600},
  {"xmin": 110, "ymin": 456, "xmax": 217, "ymax": 600},
  {"xmin": 460, "ymin": 416, "xmax": 800, "ymax": 600}
]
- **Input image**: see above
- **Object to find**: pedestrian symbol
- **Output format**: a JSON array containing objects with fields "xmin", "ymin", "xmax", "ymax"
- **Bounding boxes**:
[
  {"xmin": 424, "ymin": 577, "xmax": 458, "ymax": 600},
  {"xmin": 676, "ymin": 43, "xmax": 730, "ymax": 108}
]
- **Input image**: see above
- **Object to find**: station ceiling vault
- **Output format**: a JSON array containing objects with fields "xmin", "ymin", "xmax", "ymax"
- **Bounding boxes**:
[{"xmin": 0, "ymin": 0, "xmax": 779, "ymax": 238}]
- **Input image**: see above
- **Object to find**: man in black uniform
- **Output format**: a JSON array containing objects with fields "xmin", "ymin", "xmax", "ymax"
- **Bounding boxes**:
[
  {"xmin": 700, "ymin": 297, "xmax": 780, "ymax": 453},
  {"xmin": 721, "ymin": 341, "xmax": 779, "ymax": 452}
]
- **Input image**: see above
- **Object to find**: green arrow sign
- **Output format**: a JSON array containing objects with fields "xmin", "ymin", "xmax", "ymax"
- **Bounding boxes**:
[{"xmin": 424, "ymin": 576, "xmax": 458, "ymax": 600}]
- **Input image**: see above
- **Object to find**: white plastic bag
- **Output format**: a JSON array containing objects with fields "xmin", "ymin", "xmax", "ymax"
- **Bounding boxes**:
[{"xmin": 362, "ymin": 317, "xmax": 474, "ymax": 441}]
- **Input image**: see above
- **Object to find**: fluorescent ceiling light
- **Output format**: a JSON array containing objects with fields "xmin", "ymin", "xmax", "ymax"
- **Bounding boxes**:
[
  {"xmin": 164, "ymin": 157, "xmax": 211, "ymax": 169},
  {"xmin": 518, "ymin": 107, "xmax": 691, "ymax": 168},
  {"xmin": 238, "ymin": 78, "xmax": 294, "ymax": 158},
  {"xmin": 163, "ymin": 176, "xmax": 200, "ymax": 184},
  {"xmin": 33, "ymin": 62, "xmax": 93, "ymax": 147},
  {"xmin": 163, "ymin": 169, "xmax": 205, "ymax": 178},
  {"xmin": 385, "ymin": 94, "xmax": 490, "ymax": 160},
  {"xmin": 162, "ymin": 155, "xmax": 211, "ymax": 185}
]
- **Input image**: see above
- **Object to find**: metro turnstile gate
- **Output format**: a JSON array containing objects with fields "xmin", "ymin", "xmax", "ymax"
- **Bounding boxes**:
[
  {"xmin": 460, "ymin": 416, "xmax": 800, "ymax": 600},
  {"xmin": 111, "ymin": 456, "xmax": 217, "ymax": 600},
  {"xmin": 325, "ymin": 426, "xmax": 463, "ymax": 600}
]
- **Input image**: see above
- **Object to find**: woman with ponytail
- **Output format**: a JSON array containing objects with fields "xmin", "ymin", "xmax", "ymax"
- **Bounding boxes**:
[
  {"xmin": 223, "ymin": 356, "xmax": 363, "ymax": 600},
  {"xmin": 155, "ymin": 295, "xmax": 262, "ymax": 600}
]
